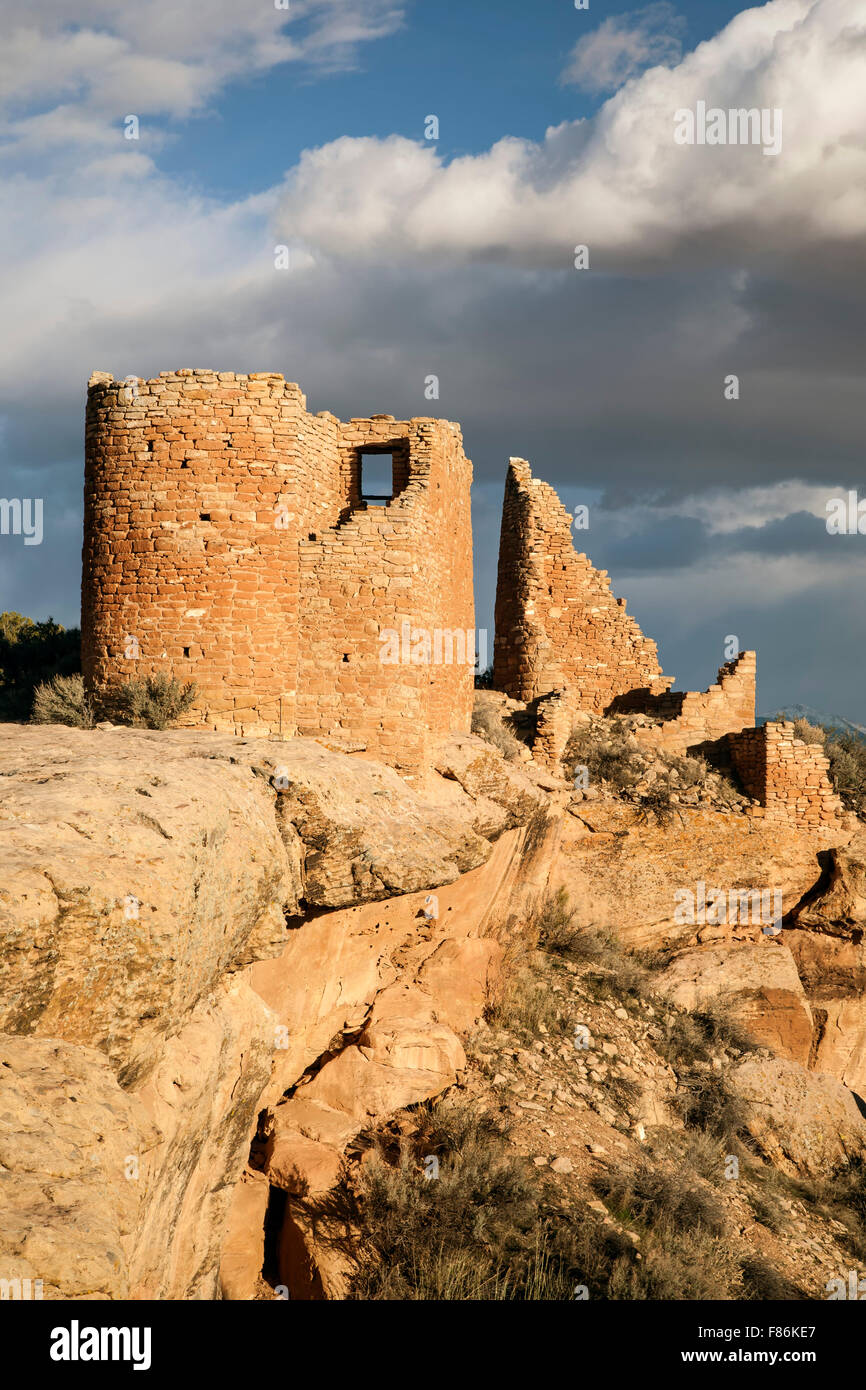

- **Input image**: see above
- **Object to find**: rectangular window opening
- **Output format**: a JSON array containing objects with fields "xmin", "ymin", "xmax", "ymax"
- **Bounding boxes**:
[{"xmin": 360, "ymin": 453, "xmax": 393, "ymax": 507}]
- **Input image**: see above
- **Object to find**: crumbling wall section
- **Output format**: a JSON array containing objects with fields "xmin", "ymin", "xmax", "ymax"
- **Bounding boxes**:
[
  {"xmin": 729, "ymin": 721, "xmax": 843, "ymax": 830},
  {"xmin": 493, "ymin": 457, "xmax": 670, "ymax": 712},
  {"xmin": 633, "ymin": 652, "xmax": 757, "ymax": 755},
  {"xmin": 532, "ymin": 690, "xmax": 574, "ymax": 773}
]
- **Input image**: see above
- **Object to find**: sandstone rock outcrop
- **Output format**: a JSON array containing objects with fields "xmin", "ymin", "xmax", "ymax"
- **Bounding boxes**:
[
  {"xmin": 552, "ymin": 801, "xmax": 837, "ymax": 951},
  {"xmin": 656, "ymin": 943, "xmax": 815, "ymax": 1067},
  {"xmin": 4, "ymin": 715, "xmax": 865, "ymax": 1302},
  {"xmin": 0, "ymin": 726, "xmax": 295, "ymax": 1084},
  {"xmin": 0, "ymin": 1034, "xmax": 150, "ymax": 1300},
  {"xmin": 726, "ymin": 1055, "xmax": 866, "ymax": 1177},
  {"xmin": 0, "ymin": 723, "xmax": 522, "ymax": 1300}
]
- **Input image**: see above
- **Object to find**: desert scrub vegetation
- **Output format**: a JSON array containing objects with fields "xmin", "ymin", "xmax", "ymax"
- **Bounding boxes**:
[
  {"xmin": 31, "ymin": 672, "xmax": 94, "ymax": 728},
  {"xmin": 564, "ymin": 715, "xmax": 743, "ymax": 816},
  {"xmin": 654, "ymin": 1007, "xmax": 757, "ymax": 1146},
  {"xmin": 748, "ymin": 1155, "xmax": 866, "ymax": 1263},
  {"xmin": 114, "ymin": 674, "xmax": 198, "ymax": 730},
  {"xmin": 565, "ymin": 716, "xmax": 639, "ymax": 794},
  {"xmin": 534, "ymin": 886, "xmax": 582, "ymax": 955},
  {"xmin": 345, "ymin": 1096, "xmax": 759, "ymax": 1300},
  {"xmin": 825, "ymin": 736, "xmax": 866, "ymax": 812},
  {"xmin": 487, "ymin": 889, "xmax": 648, "ymax": 1029},
  {"xmin": 471, "ymin": 700, "xmax": 523, "ymax": 762},
  {"xmin": 484, "ymin": 943, "xmax": 570, "ymax": 1038},
  {"xmin": 505, "ymin": 887, "xmax": 650, "ymax": 1005},
  {"xmin": 588, "ymin": 1156, "xmax": 808, "ymax": 1299},
  {"xmin": 346, "ymin": 1096, "xmax": 581, "ymax": 1300}
]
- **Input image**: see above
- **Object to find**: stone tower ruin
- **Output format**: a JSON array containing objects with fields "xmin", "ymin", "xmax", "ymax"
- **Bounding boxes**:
[{"xmin": 82, "ymin": 370, "xmax": 475, "ymax": 770}]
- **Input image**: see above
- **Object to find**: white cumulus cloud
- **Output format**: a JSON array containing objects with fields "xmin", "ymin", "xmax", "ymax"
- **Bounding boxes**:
[
  {"xmin": 276, "ymin": 0, "xmax": 866, "ymax": 272},
  {"xmin": 561, "ymin": 1, "xmax": 687, "ymax": 93}
]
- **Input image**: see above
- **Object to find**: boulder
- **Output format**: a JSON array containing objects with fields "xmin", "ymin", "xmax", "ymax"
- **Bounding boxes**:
[
  {"xmin": 784, "ymin": 928, "xmax": 866, "ymax": 1098},
  {"xmin": 0, "ymin": 724, "xmax": 296, "ymax": 1083},
  {"xmin": 433, "ymin": 734, "xmax": 548, "ymax": 838},
  {"xmin": 726, "ymin": 1055, "xmax": 866, "ymax": 1176},
  {"xmin": 264, "ymin": 1136, "xmax": 344, "ymax": 1197},
  {"xmin": 656, "ymin": 943, "xmax": 814, "ymax": 1066},
  {"xmin": 266, "ymin": 739, "xmax": 492, "ymax": 907},
  {"xmin": 356, "ymin": 984, "xmax": 466, "ymax": 1074},
  {"xmin": 302, "ymin": 983, "xmax": 466, "ymax": 1124}
]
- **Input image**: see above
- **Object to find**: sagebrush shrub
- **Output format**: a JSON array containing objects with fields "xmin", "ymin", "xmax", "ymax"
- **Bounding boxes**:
[
  {"xmin": 31, "ymin": 673, "xmax": 94, "ymax": 728},
  {"xmin": 116, "ymin": 674, "xmax": 198, "ymax": 730}
]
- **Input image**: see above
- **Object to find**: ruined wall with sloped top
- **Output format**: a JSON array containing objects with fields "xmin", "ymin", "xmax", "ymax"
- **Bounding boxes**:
[{"xmin": 492, "ymin": 456, "xmax": 671, "ymax": 711}]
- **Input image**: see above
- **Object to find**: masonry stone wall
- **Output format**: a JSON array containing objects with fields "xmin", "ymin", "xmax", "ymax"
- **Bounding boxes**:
[
  {"xmin": 82, "ymin": 371, "xmax": 475, "ymax": 770},
  {"xmin": 729, "ymin": 722, "xmax": 843, "ymax": 830},
  {"xmin": 532, "ymin": 690, "xmax": 574, "ymax": 772},
  {"xmin": 493, "ymin": 458, "xmax": 671, "ymax": 712},
  {"xmin": 632, "ymin": 652, "xmax": 757, "ymax": 755}
]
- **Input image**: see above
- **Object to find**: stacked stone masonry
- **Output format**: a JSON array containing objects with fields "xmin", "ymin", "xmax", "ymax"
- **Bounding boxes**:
[
  {"xmin": 493, "ymin": 458, "xmax": 672, "ymax": 712},
  {"xmin": 729, "ymin": 722, "xmax": 843, "ymax": 830},
  {"xmin": 491, "ymin": 459, "xmax": 840, "ymax": 829},
  {"xmin": 82, "ymin": 371, "xmax": 475, "ymax": 771},
  {"xmin": 82, "ymin": 387, "xmax": 842, "ymax": 831},
  {"xmin": 632, "ymin": 652, "xmax": 757, "ymax": 756}
]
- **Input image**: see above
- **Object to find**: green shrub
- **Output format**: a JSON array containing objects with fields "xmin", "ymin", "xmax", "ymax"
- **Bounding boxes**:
[
  {"xmin": 825, "ymin": 734, "xmax": 866, "ymax": 813},
  {"xmin": 31, "ymin": 673, "xmax": 94, "ymax": 729},
  {"xmin": 115, "ymin": 673, "xmax": 198, "ymax": 730},
  {"xmin": 671, "ymin": 1070, "xmax": 750, "ymax": 1144},
  {"xmin": 561, "ymin": 924, "xmax": 650, "ymax": 1003},
  {"xmin": 654, "ymin": 1007, "xmax": 756, "ymax": 1144},
  {"xmin": 657, "ymin": 1004, "xmax": 758, "ymax": 1065},
  {"xmin": 784, "ymin": 716, "xmax": 825, "ymax": 746},
  {"xmin": 534, "ymin": 887, "xmax": 581, "ymax": 955},
  {"xmin": 597, "ymin": 1161, "xmax": 727, "ymax": 1237},
  {"xmin": 774, "ymin": 716, "xmax": 866, "ymax": 813}
]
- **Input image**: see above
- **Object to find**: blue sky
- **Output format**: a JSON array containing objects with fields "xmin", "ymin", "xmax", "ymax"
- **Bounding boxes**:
[
  {"xmin": 1, "ymin": 0, "xmax": 865, "ymax": 720},
  {"xmin": 154, "ymin": 1, "xmax": 749, "ymax": 200}
]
